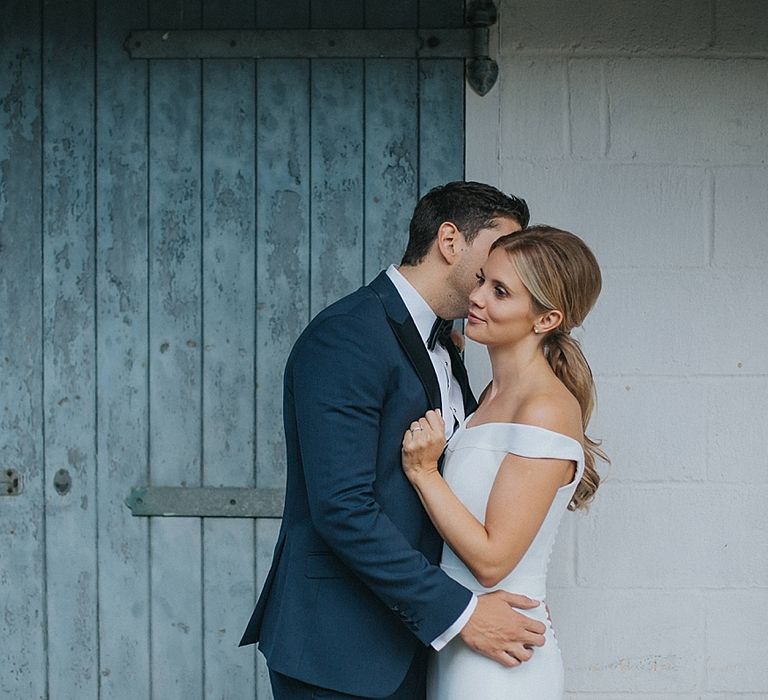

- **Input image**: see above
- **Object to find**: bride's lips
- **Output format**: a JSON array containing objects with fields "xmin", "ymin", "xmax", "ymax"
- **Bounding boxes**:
[{"xmin": 467, "ymin": 311, "xmax": 485, "ymax": 324}]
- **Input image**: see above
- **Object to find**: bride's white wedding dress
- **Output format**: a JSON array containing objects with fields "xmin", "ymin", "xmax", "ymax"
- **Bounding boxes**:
[{"xmin": 428, "ymin": 417, "xmax": 584, "ymax": 700}]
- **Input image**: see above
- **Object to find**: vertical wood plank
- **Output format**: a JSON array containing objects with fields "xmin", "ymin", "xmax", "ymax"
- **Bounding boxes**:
[
  {"xmin": 200, "ymin": 2, "xmax": 257, "ymax": 698},
  {"xmin": 42, "ymin": 1, "xmax": 98, "ymax": 697},
  {"xmin": 255, "ymin": 4, "xmax": 310, "ymax": 697},
  {"xmin": 311, "ymin": 0, "xmax": 363, "ymax": 28},
  {"xmin": 255, "ymin": 17, "xmax": 311, "ymax": 483},
  {"xmin": 418, "ymin": 59, "xmax": 465, "ymax": 195},
  {"xmin": 310, "ymin": 0, "xmax": 364, "ymax": 310},
  {"xmin": 419, "ymin": 0, "xmax": 464, "ymax": 28},
  {"xmin": 148, "ymin": 1, "xmax": 203, "ymax": 697},
  {"xmin": 419, "ymin": 0, "xmax": 465, "ymax": 194},
  {"xmin": 365, "ymin": 0, "xmax": 414, "ymax": 28},
  {"xmin": 95, "ymin": 0, "xmax": 151, "ymax": 698},
  {"xmin": 256, "ymin": 0, "xmax": 309, "ymax": 30},
  {"xmin": 0, "ymin": 3, "xmax": 45, "ymax": 698},
  {"xmin": 363, "ymin": 59, "xmax": 418, "ymax": 278},
  {"xmin": 364, "ymin": 1, "xmax": 419, "ymax": 279}
]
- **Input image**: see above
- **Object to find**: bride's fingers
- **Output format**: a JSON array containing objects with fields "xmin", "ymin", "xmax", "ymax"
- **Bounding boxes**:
[{"xmin": 424, "ymin": 410, "xmax": 445, "ymax": 433}]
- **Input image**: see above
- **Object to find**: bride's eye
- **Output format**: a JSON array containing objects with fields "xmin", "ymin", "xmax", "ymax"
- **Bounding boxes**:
[
  {"xmin": 494, "ymin": 286, "xmax": 508, "ymax": 298},
  {"xmin": 475, "ymin": 273, "xmax": 484, "ymax": 286}
]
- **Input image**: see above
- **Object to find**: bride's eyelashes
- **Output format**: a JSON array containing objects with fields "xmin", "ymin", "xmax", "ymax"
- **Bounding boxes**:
[{"xmin": 475, "ymin": 272, "xmax": 509, "ymax": 298}]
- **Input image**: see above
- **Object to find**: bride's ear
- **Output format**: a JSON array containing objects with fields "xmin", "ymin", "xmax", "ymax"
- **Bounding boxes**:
[
  {"xmin": 434, "ymin": 222, "xmax": 462, "ymax": 264},
  {"xmin": 534, "ymin": 309, "xmax": 563, "ymax": 334}
]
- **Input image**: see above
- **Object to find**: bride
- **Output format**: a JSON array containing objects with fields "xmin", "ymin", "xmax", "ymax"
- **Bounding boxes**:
[{"xmin": 401, "ymin": 226, "xmax": 607, "ymax": 699}]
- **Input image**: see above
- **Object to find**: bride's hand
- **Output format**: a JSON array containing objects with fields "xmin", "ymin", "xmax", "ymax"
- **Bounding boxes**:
[{"xmin": 401, "ymin": 410, "xmax": 446, "ymax": 484}]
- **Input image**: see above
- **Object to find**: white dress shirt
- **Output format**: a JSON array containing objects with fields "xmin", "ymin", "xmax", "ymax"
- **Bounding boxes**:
[{"xmin": 385, "ymin": 265, "xmax": 477, "ymax": 650}]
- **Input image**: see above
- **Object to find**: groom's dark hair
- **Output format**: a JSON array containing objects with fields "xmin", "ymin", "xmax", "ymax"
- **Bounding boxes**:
[{"xmin": 400, "ymin": 181, "xmax": 530, "ymax": 266}]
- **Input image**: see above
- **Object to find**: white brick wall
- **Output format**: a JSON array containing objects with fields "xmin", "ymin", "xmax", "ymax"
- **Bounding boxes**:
[{"xmin": 466, "ymin": 1, "xmax": 768, "ymax": 696}]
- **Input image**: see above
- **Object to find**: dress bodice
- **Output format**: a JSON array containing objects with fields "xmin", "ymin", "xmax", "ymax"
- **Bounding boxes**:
[{"xmin": 439, "ymin": 417, "xmax": 584, "ymax": 601}]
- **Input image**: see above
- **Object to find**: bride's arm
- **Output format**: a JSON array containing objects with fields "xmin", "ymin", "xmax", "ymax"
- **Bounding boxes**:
[{"xmin": 402, "ymin": 410, "xmax": 573, "ymax": 588}]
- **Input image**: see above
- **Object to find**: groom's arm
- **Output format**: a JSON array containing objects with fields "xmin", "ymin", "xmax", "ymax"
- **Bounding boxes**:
[{"xmin": 291, "ymin": 312, "xmax": 472, "ymax": 645}]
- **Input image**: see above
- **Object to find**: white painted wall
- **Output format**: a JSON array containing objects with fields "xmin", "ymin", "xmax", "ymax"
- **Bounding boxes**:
[{"xmin": 465, "ymin": 1, "xmax": 768, "ymax": 697}]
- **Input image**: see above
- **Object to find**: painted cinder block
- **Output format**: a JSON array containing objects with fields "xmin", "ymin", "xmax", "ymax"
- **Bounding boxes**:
[
  {"xmin": 548, "ymin": 588, "xmax": 706, "ymax": 693},
  {"xmin": 714, "ymin": 0, "xmax": 768, "ymax": 53},
  {"xmin": 705, "ymin": 589, "xmax": 768, "ymax": 693},
  {"xmin": 589, "ymin": 378, "xmax": 707, "ymax": 482},
  {"xmin": 576, "ymin": 483, "xmax": 768, "ymax": 588},
  {"xmin": 579, "ymin": 269, "xmax": 704, "ymax": 377},
  {"xmin": 499, "ymin": 0, "xmax": 711, "ymax": 51},
  {"xmin": 707, "ymin": 378, "xmax": 768, "ymax": 484},
  {"xmin": 500, "ymin": 58, "xmax": 568, "ymax": 160},
  {"xmin": 499, "ymin": 161, "xmax": 710, "ymax": 269},
  {"xmin": 568, "ymin": 59, "xmax": 605, "ymax": 159},
  {"xmin": 694, "ymin": 269, "xmax": 768, "ymax": 375},
  {"xmin": 713, "ymin": 167, "xmax": 768, "ymax": 268},
  {"xmin": 605, "ymin": 59, "xmax": 768, "ymax": 165}
]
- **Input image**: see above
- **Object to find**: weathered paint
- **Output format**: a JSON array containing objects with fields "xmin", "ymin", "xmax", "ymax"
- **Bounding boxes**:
[
  {"xmin": 310, "ymin": 0, "xmax": 365, "ymax": 314},
  {"xmin": 1, "ymin": 1, "xmax": 465, "ymax": 698},
  {"xmin": 364, "ymin": 57, "xmax": 419, "ymax": 278},
  {"xmin": 419, "ymin": 60, "xmax": 465, "ymax": 194},
  {"xmin": 42, "ymin": 0, "xmax": 99, "ymax": 697},
  {"xmin": 95, "ymin": 0, "xmax": 152, "ymax": 697},
  {"xmin": 148, "ymin": 0, "xmax": 204, "ymax": 697},
  {"xmin": 0, "ymin": 2, "xmax": 45, "ymax": 698},
  {"xmin": 201, "ymin": 1, "xmax": 258, "ymax": 696},
  {"xmin": 254, "ymin": 3, "xmax": 312, "ymax": 696}
]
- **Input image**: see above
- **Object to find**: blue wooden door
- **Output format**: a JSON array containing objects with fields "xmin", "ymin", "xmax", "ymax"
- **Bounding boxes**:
[{"xmin": 0, "ymin": 1, "xmax": 465, "ymax": 698}]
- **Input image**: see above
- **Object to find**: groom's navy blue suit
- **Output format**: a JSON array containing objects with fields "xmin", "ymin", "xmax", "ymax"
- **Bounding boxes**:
[{"xmin": 240, "ymin": 271, "xmax": 478, "ymax": 698}]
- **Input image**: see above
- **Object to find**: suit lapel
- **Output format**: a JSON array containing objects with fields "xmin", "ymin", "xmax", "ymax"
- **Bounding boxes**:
[{"xmin": 369, "ymin": 272, "xmax": 442, "ymax": 412}]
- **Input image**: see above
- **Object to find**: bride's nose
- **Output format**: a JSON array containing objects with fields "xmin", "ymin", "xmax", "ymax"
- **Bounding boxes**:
[{"xmin": 469, "ymin": 286, "xmax": 484, "ymax": 308}]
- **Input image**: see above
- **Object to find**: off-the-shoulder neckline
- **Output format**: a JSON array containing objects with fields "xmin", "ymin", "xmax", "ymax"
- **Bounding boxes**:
[{"xmin": 462, "ymin": 416, "xmax": 584, "ymax": 451}]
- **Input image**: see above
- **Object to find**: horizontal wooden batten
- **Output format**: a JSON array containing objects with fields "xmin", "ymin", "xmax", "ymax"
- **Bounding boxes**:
[
  {"xmin": 125, "ymin": 487, "xmax": 285, "ymax": 518},
  {"xmin": 125, "ymin": 28, "xmax": 477, "ymax": 59}
]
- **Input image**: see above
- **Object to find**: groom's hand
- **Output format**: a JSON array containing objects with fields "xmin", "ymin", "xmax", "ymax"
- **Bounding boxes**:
[{"xmin": 459, "ymin": 591, "xmax": 546, "ymax": 667}]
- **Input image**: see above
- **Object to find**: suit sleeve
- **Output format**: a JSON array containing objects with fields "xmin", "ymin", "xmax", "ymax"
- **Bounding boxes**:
[{"xmin": 291, "ymin": 312, "xmax": 472, "ymax": 645}]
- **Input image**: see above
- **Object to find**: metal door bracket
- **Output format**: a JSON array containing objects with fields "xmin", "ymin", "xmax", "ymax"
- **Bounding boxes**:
[
  {"xmin": 125, "ymin": 486, "xmax": 285, "ymax": 518},
  {"xmin": 124, "ymin": 1, "xmax": 498, "ymax": 95}
]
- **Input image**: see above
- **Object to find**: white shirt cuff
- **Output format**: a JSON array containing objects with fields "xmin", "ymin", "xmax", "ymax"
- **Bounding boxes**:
[{"xmin": 430, "ymin": 594, "xmax": 478, "ymax": 651}]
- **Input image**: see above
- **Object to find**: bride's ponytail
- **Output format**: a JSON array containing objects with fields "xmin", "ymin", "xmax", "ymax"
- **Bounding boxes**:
[
  {"xmin": 491, "ymin": 226, "xmax": 608, "ymax": 510},
  {"xmin": 544, "ymin": 331, "xmax": 605, "ymax": 510}
]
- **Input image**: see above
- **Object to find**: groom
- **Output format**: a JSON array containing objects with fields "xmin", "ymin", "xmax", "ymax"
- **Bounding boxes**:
[{"xmin": 240, "ymin": 181, "xmax": 545, "ymax": 699}]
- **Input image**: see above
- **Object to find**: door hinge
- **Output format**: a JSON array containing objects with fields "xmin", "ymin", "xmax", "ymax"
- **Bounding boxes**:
[{"xmin": 124, "ymin": 1, "xmax": 499, "ymax": 95}]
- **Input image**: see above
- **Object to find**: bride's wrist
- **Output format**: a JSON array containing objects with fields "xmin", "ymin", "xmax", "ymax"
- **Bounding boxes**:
[{"xmin": 410, "ymin": 464, "xmax": 440, "ymax": 489}]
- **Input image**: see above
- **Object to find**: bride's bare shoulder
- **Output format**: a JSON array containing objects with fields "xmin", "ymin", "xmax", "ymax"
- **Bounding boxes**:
[{"xmin": 514, "ymin": 390, "xmax": 582, "ymax": 443}]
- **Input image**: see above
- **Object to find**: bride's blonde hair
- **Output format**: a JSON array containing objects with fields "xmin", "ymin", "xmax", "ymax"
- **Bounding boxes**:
[{"xmin": 491, "ymin": 226, "xmax": 608, "ymax": 510}]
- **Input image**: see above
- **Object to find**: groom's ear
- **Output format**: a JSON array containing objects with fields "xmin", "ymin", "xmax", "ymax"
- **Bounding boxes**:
[{"xmin": 434, "ymin": 221, "xmax": 462, "ymax": 264}]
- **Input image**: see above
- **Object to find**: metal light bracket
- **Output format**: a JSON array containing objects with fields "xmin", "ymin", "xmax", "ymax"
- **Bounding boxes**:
[{"xmin": 124, "ymin": 1, "xmax": 498, "ymax": 95}]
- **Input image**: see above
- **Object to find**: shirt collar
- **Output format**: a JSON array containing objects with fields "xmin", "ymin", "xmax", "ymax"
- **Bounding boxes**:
[{"xmin": 385, "ymin": 265, "xmax": 437, "ymax": 345}]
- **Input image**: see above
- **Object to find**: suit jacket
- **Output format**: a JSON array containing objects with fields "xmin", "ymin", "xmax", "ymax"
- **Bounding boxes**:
[{"xmin": 239, "ymin": 271, "xmax": 478, "ymax": 697}]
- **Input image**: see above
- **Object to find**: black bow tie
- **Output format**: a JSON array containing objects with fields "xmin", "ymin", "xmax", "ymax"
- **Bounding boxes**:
[{"xmin": 427, "ymin": 317, "xmax": 453, "ymax": 350}]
